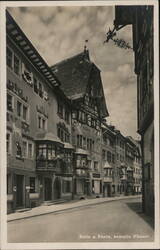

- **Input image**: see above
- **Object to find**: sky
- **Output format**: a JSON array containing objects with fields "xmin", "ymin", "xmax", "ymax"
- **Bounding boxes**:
[{"xmin": 7, "ymin": 5, "xmax": 140, "ymax": 139}]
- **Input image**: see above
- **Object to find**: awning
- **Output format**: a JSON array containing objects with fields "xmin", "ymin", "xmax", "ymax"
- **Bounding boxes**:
[
  {"xmin": 35, "ymin": 132, "xmax": 63, "ymax": 145},
  {"xmin": 75, "ymin": 148, "xmax": 89, "ymax": 155},
  {"xmin": 64, "ymin": 143, "xmax": 74, "ymax": 149},
  {"xmin": 103, "ymin": 161, "xmax": 113, "ymax": 169}
]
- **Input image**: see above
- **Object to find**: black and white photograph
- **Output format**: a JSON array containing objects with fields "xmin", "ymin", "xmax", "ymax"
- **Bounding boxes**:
[{"xmin": 0, "ymin": 0, "xmax": 159, "ymax": 249}]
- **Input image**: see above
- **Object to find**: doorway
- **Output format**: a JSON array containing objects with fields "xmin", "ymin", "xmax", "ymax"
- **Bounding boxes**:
[
  {"xmin": 54, "ymin": 177, "xmax": 61, "ymax": 200},
  {"xmin": 16, "ymin": 175, "xmax": 24, "ymax": 207},
  {"xmin": 44, "ymin": 178, "xmax": 52, "ymax": 201}
]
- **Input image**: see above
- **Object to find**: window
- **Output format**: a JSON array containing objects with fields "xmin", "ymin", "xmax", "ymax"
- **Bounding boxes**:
[
  {"xmin": 102, "ymin": 150, "xmax": 106, "ymax": 160},
  {"xmin": 7, "ymin": 93, "xmax": 13, "ymax": 111},
  {"xmin": 17, "ymin": 101, "xmax": 22, "ymax": 117},
  {"xmin": 23, "ymin": 105, "xmax": 28, "ymax": 121},
  {"xmin": 6, "ymin": 133, "xmax": 11, "ymax": 154},
  {"xmin": 14, "ymin": 54, "xmax": 20, "ymax": 75},
  {"xmin": 38, "ymin": 116, "xmax": 47, "ymax": 130},
  {"xmin": 33, "ymin": 78, "xmax": 39, "ymax": 94},
  {"xmin": 37, "ymin": 144, "xmax": 47, "ymax": 160},
  {"xmin": 39, "ymin": 82, "xmax": 43, "ymax": 98},
  {"xmin": 23, "ymin": 141, "xmax": 27, "ymax": 158},
  {"xmin": 16, "ymin": 142, "xmax": 22, "ymax": 157},
  {"xmin": 30, "ymin": 177, "xmax": 35, "ymax": 193},
  {"xmin": 112, "ymin": 154, "xmax": 115, "ymax": 163},
  {"xmin": 117, "ymin": 153, "xmax": 119, "ymax": 160},
  {"xmin": 58, "ymin": 101, "xmax": 63, "ymax": 117},
  {"xmin": 42, "ymin": 119, "xmax": 46, "ymax": 130},
  {"xmin": 65, "ymin": 109, "xmax": 70, "ymax": 124},
  {"xmin": 17, "ymin": 100, "xmax": 28, "ymax": 121},
  {"xmin": 94, "ymin": 162, "xmax": 98, "ymax": 171},
  {"xmin": 7, "ymin": 47, "xmax": 13, "ymax": 68},
  {"xmin": 28, "ymin": 143, "xmax": 33, "ymax": 158},
  {"xmin": 107, "ymin": 151, "xmax": 112, "ymax": 162}
]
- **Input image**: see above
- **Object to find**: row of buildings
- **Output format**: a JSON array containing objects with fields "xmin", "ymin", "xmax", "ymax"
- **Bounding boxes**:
[
  {"xmin": 112, "ymin": 5, "xmax": 154, "ymax": 217},
  {"xmin": 6, "ymin": 10, "xmax": 142, "ymax": 214}
]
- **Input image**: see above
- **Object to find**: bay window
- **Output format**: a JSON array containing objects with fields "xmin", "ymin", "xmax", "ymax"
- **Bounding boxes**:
[{"xmin": 37, "ymin": 143, "xmax": 58, "ymax": 161}]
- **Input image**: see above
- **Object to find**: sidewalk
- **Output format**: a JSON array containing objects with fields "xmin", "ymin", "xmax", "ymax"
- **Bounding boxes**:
[{"xmin": 8, "ymin": 195, "xmax": 141, "ymax": 222}]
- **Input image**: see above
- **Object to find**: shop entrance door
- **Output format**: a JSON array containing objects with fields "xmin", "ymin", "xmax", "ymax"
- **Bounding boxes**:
[
  {"xmin": 16, "ymin": 175, "xmax": 24, "ymax": 207},
  {"xmin": 44, "ymin": 178, "xmax": 52, "ymax": 201}
]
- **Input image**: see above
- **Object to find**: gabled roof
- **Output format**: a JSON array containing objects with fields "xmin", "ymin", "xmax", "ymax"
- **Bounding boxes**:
[
  {"xmin": 51, "ymin": 50, "xmax": 92, "ymax": 99},
  {"xmin": 51, "ymin": 50, "xmax": 109, "ymax": 117}
]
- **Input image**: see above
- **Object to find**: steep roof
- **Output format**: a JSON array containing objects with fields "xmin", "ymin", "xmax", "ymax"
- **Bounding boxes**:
[
  {"xmin": 51, "ymin": 50, "xmax": 92, "ymax": 99},
  {"xmin": 51, "ymin": 50, "xmax": 109, "ymax": 117}
]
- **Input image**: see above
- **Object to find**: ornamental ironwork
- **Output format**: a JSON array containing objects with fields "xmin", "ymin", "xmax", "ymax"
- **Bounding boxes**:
[{"xmin": 104, "ymin": 27, "xmax": 133, "ymax": 50}]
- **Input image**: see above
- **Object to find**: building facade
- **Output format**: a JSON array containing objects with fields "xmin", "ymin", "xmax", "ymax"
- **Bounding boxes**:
[
  {"xmin": 101, "ymin": 123, "xmax": 116, "ymax": 197},
  {"xmin": 6, "ymin": 11, "xmax": 73, "ymax": 213},
  {"xmin": 51, "ymin": 50, "xmax": 109, "ymax": 199},
  {"xmin": 6, "ymin": 10, "xmax": 143, "ymax": 214},
  {"xmin": 114, "ymin": 5, "xmax": 154, "ymax": 216}
]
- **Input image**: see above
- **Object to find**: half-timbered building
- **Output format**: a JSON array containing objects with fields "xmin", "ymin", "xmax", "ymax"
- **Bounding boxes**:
[{"xmin": 51, "ymin": 49, "xmax": 109, "ymax": 198}]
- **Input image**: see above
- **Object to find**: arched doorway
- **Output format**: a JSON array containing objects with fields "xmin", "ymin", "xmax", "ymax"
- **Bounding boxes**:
[{"xmin": 53, "ymin": 177, "xmax": 61, "ymax": 200}]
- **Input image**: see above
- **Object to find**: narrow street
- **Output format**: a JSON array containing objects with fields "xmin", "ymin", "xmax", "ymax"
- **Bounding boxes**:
[{"xmin": 8, "ymin": 197, "xmax": 154, "ymax": 243}]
